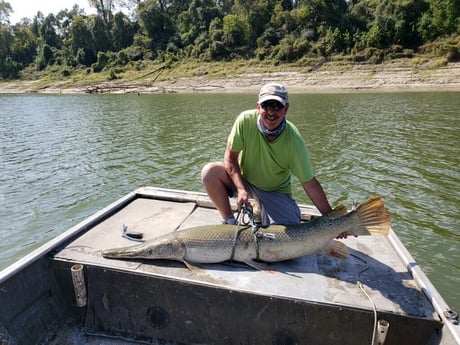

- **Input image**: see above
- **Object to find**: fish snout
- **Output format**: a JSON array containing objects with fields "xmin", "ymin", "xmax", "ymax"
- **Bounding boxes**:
[{"xmin": 102, "ymin": 236, "xmax": 185, "ymax": 260}]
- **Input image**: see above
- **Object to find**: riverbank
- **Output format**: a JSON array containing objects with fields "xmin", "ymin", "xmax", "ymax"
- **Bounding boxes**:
[{"xmin": 1, "ymin": 60, "xmax": 460, "ymax": 94}]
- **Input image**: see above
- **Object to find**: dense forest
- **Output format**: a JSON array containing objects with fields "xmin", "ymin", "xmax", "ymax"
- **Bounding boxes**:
[{"xmin": 0, "ymin": 0, "xmax": 459, "ymax": 80}]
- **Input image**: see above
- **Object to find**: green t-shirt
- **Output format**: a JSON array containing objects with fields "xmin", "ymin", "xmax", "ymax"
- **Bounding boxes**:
[{"xmin": 228, "ymin": 110, "xmax": 314, "ymax": 194}]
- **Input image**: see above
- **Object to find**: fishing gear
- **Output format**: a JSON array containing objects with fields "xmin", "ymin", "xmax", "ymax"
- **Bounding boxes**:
[{"xmin": 121, "ymin": 223, "xmax": 145, "ymax": 242}]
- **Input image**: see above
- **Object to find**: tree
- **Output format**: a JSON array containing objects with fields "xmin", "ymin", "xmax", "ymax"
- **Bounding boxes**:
[
  {"xmin": 89, "ymin": 15, "xmax": 111, "ymax": 52},
  {"xmin": 222, "ymin": 14, "xmax": 247, "ymax": 48},
  {"xmin": 112, "ymin": 11, "xmax": 136, "ymax": 50},
  {"xmin": 177, "ymin": 0, "xmax": 221, "ymax": 46},
  {"xmin": 137, "ymin": 0, "xmax": 176, "ymax": 52},
  {"xmin": 68, "ymin": 15, "xmax": 96, "ymax": 65},
  {"xmin": 0, "ymin": 26, "xmax": 14, "ymax": 78},
  {"xmin": 245, "ymin": 0, "xmax": 277, "ymax": 45},
  {"xmin": 0, "ymin": 0, "xmax": 12, "ymax": 24},
  {"xmin": 0, "ymin": 0, "xmax": 459, "ymax": 78},
  {"xmin": 419, "ymin": 0, "xmax": 460, "ymax": 40},
  {"xmin": 56, "ymin": 5, "xmax": 88, "ymax": 39},
  {"xmin": 35, "ymin": 44, "xmax": 54, "ymax": 70},
  {"xmin": 0, "ymin": 1, "xmax": 15, "ymax": 78},
  {"xmin": 39, "ymin": 14, "xmax": 60, "ymax": 48},
  {"xmin": 89, "ymin": 0, "xmax": 114, "ymax": 25},
  {"xmin": 11, "ymin": 22, "xmax": 37, "ymax": 67}
]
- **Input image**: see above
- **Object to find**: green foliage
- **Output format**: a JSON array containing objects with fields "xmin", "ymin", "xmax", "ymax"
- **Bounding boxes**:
[
  {"xmin": 108, "ymin": 67, "xmax": 118, "ymax": 80},
  {"xmin": 0, "ymin": 0, "xmax": 12, "ymax": 24},
  {"xmin": 93, "ymin": 51, "xmax": 110, "ymax": 72},
  {"xmin": 112, "ymin": 12, "xmax": 136, "ymax": 51},
  {"xmin": 35, "ymin": 44, "xmax": 54, "ymax": 70},
  {"xmin": 318, "ymin": 28, "xmax": 345, "ymax": 56},
  {"xmin": 89, "ymin": 15, "xmax": 111, "ymax": 52},
  {"xmin": 10, "ymin": 22, "xmax": 38, "ymax": 67},
  {"xmin": 39, "ymin": 14, "xmax": 60, "ymax": 48},
  {"xmin": 0, "ymin": 55, "xmax": 19, "ymax": 79},
  {"xmin": 137, "ymin": 0, "xmax": 176, "ymax": 51},
  {"xmin": 223, "ymin": 14, "xmax": 247, "ymax": 47},
  {"xmin": 270, "ymin": 35, "xmax": 310, "ymax": 63},
  {"xmin": 0, "ymin": 0, "xmax": 459, "ymax": 80},
  {"xmin": 76, "ymin": 47, "xmax": 96, "ymax": 66},
  {"xmin": 419, "ymin": 0, "xmax": 460, "ymax": 41}
]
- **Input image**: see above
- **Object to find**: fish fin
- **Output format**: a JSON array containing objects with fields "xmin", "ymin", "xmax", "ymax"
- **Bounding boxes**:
[
  {"xmin": 352, "ymin": 196, "xmax": 391, "ymax": 236},
  {"xmin": 183, "ymin": 260, "xmax": 205, "ymax": 272},
  {"xmin": 243, "ymin": 259, "xmax": 276, "ymax": 272},
  {"xmin": 326, "ymin": 204, "xmax": 348, "ymax": 218},
  {"xmin": 322, "ymin": 240, "xmax": 349, "ymax": 259}
]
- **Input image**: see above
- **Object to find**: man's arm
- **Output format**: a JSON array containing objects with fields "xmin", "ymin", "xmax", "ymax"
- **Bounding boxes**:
[
  {"xmin": 302, "ymin": 177, "xmax": 333, "ymax": 215},
  {"xmin": 224, "ymin": 145, "xmax": 250, "ymax": 209},
  {"xmin": 303, "ymin": 178, "xmax": 351, "ymax": 238}
]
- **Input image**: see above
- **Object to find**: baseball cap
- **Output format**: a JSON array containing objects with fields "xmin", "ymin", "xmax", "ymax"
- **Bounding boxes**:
[{"xmin": 258, "ymin": 83, "xmax": 288, "ymax": 106}]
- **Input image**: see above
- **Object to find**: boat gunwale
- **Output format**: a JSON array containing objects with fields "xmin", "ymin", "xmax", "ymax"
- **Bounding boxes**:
[
  {"xmin": 388, "ymin": 229, "xmax": 460, "ymax": 343},
  {"xmin": 0, "ymin": 189, "xmax": 139, "ymax": 283},
  {"xmin": 1, "ymin": 186, "xmax": 458, "ymax": 344}
]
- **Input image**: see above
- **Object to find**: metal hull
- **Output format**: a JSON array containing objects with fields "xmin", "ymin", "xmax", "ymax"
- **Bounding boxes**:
[{"xmin": 0, "ymin": 187, "xmax": 458, "ymax": 345}]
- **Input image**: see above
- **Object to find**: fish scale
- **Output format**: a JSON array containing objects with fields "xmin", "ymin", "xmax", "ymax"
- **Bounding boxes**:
[
  {"xmin": 102, "ymin": 196, "xmax": 391, "ymax": 270},
  {"xmin": 177, "ymin": 225, "xmax": 243, "ymax": 263}
]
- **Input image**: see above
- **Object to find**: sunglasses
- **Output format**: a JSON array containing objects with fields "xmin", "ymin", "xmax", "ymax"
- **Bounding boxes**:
[{"xmin": 261, "ymin": 101, "xmax": 285, "ymax": 111}]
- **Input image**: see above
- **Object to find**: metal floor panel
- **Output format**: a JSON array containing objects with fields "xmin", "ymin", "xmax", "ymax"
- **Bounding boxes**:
[{"xmin": 53, "ymin": 196, "xmax": 435, "ymax": 319}]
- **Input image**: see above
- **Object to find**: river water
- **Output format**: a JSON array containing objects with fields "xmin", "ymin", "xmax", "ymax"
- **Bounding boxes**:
[{"xmin": 0, "ymin": 92, "xmax": 459, "ymax": 311}]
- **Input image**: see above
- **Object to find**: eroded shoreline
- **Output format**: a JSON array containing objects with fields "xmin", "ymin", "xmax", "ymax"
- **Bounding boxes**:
[{"xmin": 1, "ymin": 62, "xmax": 460, "ymax": 94}]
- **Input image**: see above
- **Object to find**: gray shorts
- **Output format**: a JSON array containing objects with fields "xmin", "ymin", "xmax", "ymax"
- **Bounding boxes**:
[{"xmin": 229, "ymin": 180, "xmax": 301, "ymax": 226}]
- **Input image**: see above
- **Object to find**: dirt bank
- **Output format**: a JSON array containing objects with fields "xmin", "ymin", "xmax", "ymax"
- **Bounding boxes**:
[{"xmin": 1, "ymin": 61, "xmax": 460, "ymax": 94}]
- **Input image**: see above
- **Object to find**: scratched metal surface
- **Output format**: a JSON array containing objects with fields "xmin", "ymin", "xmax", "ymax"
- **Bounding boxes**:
[{"xmin": 53, "ymin": 195, "xmax": 434, "ymax": 319}]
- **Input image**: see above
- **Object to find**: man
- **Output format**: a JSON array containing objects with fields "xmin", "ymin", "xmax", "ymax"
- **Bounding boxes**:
[{"xmin": 201, "ymin": 82, "xmax": 333, "ymax": 226}]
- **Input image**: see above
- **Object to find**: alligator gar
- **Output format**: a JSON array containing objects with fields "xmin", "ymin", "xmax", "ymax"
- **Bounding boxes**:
[{"xmin": 102, "ymin": 196, "xmax": 391, "ymax": 270}]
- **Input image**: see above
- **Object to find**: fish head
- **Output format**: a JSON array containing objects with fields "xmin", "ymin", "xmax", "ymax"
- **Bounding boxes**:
[
  {"xmin": 102, "ymin": 235, "xmax": 185, "ymax": 261},
  {"xmin": 143, "ymin": 236, "xmax": 185, "ymax": 260}
]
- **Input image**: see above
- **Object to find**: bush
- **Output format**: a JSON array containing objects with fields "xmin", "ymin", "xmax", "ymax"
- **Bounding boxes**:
[
  {"xmin": 117, "ymin": 50, "xmax": 128, "ymax": 65},
  {"xmin": 77, "ymin": 48, "xmax": 97, "ymax": 67},
  {"xmin": 209, "ymin": 41, "xmax": 228, "ymax": 60},
  {"xmin": 353, "ymin": 48, "xmax": 384, "ymax": 63},
  {"xmin": 93, "ymin": 51, "xmax": 110, "ymax": 72},
  {"xmin": 126, "ymin": 46, "xmax": 144, "ymax": 61},
  {"xmin": 35, "ymin": 44, "xmax": 54, "ymax": 71},
  {"xmin": 108, "ymin": 67, "xmax": 118, "ymax": 80},
  {"xmin": 446, "ymin": 45, "xmax": 460, "ymax": 62},
  {"xmin": 0, "ymin": 56, "xmax": 20, "ymax": 79},
  {"xmin": 271, "ymin": 36, "xmax": 309, "ymax": 63}
]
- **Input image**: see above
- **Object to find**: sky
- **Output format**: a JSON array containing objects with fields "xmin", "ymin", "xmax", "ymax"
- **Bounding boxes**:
[{"xmin": 7, "ymin": 0, "xmax": 96, "ymax": 23}]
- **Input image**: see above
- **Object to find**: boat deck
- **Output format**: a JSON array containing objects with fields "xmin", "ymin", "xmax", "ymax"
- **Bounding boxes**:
[
  {"xmin": 54, "ymin": 189, "xmax": 431, "ymax": 315},
  {"xmin": 50, "ymin": 187, "xmax": 440, "ymax": 344},
  {"xmin": 2, "ymin": 187, "xmax": 456, "ymax": 345}
]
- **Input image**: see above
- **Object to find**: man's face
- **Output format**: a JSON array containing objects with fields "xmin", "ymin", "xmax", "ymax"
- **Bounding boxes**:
[{"xmin": 257, "ymin": 100, "xmax": 289, "ymax": 131}]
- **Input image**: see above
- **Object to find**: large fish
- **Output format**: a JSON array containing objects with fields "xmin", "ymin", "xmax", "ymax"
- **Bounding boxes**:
[{"xmin": 102, "ymin": 196, "xmax": 391, "ymax": 270}]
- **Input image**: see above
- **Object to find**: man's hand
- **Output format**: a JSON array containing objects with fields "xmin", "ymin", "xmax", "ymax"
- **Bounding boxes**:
[
  {"xmin": 237, "ymin": 190, "xmax": 251, "ymax": 210},
  {"xmin": 336, "ymin": 232, "xmax": 348, "ymax": 239},
  {"xmin": 336, "ymin": 232, "xmax": 357, "ymax": 239}
]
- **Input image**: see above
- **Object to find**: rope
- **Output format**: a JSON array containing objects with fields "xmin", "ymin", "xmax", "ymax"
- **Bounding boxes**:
[{"xmin": 352, "ymin": 253, "xmax": 378, "ymax": 345}]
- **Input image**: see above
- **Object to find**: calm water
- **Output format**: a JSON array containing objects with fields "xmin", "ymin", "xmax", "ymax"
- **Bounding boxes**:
[{"xmin": 0, "ymin": 92, "xmax": 459, "ymax": 311}]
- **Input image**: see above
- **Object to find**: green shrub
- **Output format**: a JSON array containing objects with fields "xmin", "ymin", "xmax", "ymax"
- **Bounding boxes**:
[
  {"xmin": 108, "ymin": 67, "xmax": 118, "ymax": 80},
  {"xmin": 93, "ymin": 51, "xmax": 110, "ymax": 73}
]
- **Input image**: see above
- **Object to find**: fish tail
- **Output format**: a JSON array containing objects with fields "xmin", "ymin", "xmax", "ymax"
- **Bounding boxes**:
[{"xmin": 352, "ymin": 196, "xmax": 391, "ymax": 236}]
